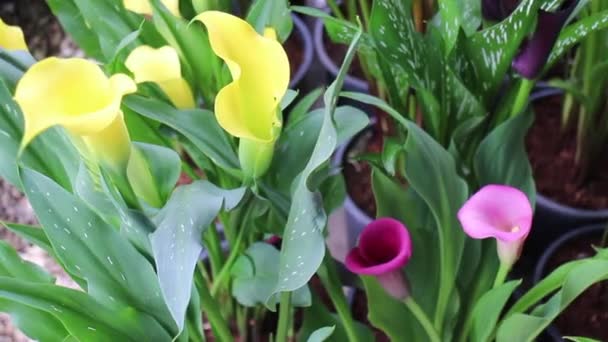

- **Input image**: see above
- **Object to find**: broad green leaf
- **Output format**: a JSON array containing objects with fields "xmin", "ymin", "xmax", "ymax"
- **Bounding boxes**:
[
  {"xmin": 21, "ymin": 168, "xmax": 175, "ymax": 333},
  {"xmin": 437, "ymin": 0, "xmax": 461, "ymax": 52},
  {"xmin": 0, "ymin": 298, "xmax": 70, "ymax": 342},
  {"xmin": 287, "ymin": 87, "xmax": 323, "ymax": 128},
  {"xmin": 269, "ymin": 26, "xmax": 363, "ymax": 299},
  {"xmin": 497, "ymin": 259, "xmax": 608, "ymax": 341},
  {"xmin": 0, "ymin": 277, "xmax": 171, "ymax": 341},
  {"xmin": 474, "ymin": 110, "xmax": 536, "ymax": 204},
  {"xmin": 268, "ymin": 105, "xmax": 369, "ymax": 193},
  {"xmin": 123, "ymin": 95, "xmax": 239, "ymax": 171},
  {"xmin": 307, "ymin": 326, "xmax": 336, "ymax": 342},
  {"xmin": 402, "ymin": 122, "xmax": 469, "ymax": 330},
  {"xmin": 548, "ymin": 9, "xmax": 608, "ymax": 66},
  {"xmin": 457, "ymin": 0, "xmax": 481, "ymax": 35},
  {"xmin": 463, "ymin": 0, "xmax": 542, "ymax": 98},
  {"xmin": 0, "ymin": 241, "xmax": 53, "ymax": 283},
  {"xmin": 127, "ymin": 142, "xmax": 181, "ymax": 208},
  {"xmin": 151, "ymin": 181, "xmax": 245, "ymax": 331},
  {"xmin": 247, "ymin": 0, "xmax": 293, "ymax": 42},
  {"xmin": 470, "ymin": 280, "xmax": 521, "ymax": 342},
  {"xmin": 1, "ymin": 222, "xmax": 53, "ymax": 254},
  {"xmin": 46, "ymin": 0, "xmax": 104, "ymax": 60},
  {"xmin": 231, "ymin": 242, "xmax": 310, "ymax": 308}
]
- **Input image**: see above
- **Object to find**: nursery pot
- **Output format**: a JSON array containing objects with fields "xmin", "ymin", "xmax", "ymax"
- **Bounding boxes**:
[
  {"xmin": 527, "ymin": 86, "xmax": 608, "ymax": 250},
  {"xmin": 288, "ymin": 14, "xmax": 315, "ymax": 90},
  {"xmin": 533, "ymin": 224, "xmax": 608, "ymax": 342},
  {"xmin": 313, "ymin": 19, "xmax": 370, "ymax": 93}
]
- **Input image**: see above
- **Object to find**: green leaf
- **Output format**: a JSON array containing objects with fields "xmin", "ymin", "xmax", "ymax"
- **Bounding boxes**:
[
  {"xmin": 474, "ymin": 110, "xmax": 536, "ymax": 204},
  {"xmin": 287, "ymin": 87, "xmax": 324, "ymax": 128},
  {"xmin": 497, "ymin": 259, "xmax": 608, "ymax": 341},
  {"xmin": 0, "ymin": 277, "xmax": 171, "ymax": 341},
  {"xmin": 123, "ymin": 95, "xmax": 239, "ymax": 171},
  {"xmin": 463, "ymin": 1, "xmax": 542, "ymax": 98},
  {"xmin": 269, "ymin": 26, "xmax": 363, "ymax": 299},
  {"xmin": 127, "ymin": 142, "xmax": 181, "ymax": 208},
  {"xmin": 1, "ymin": 222, "xmax": 53, "ymax": 255},
  {"xmin": 21, "ymin": 168, "xmax": 175, "ymax": 333},
  {"xmin": 470, "ymin": 280, "xmax": 521, "ymax": 342},
  {"xmin": 246, "ymin": 0, "xmax": 293, "ymax": 42},
  {"xmin": 564, "ymin": 337, "xmax": 602, "ymax": 342},
  {"xmin": 457, "ymin": 0, "xmax": 481, "ymax": 35},
  {"xmin": 151, "ymin": 0, "xmax": 220, "ymax": 101},
  {"xmin": 307, "ymin": 326, "xmax": 336, "ymax": 342},
  {"xmin": 436, "ymin": 0, "xmax": 462, "ymax": 53},
  {"xmin": 548, "ymin": 9, "xmax": 608, "ymax": 67},
  {"xmin": 0, "ymin": 241, "xmax": 53, "ymax": 283},
  {"xmin": 402, "ymin": 122, "xmax": 469, "ymax": 330},
  {"xmin": 151, "ymin": 181, "xmax": 245, "ymax": 331},
  {"xmin": 46, "ymin": 0, "xmax": 104, "ymax": 60},
  {"xmin": 0, "ymin": 298, "xmax": 71, "ymax": 342},
  {"xmin": 231, "ymin": 242, "xmax": 310, "ymax": 308}
]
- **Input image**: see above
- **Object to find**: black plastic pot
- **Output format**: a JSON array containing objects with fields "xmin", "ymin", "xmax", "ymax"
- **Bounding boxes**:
[
  {"xmin": 527, "ymin": 86, "xmax": 608, "ymax": 250},
  {"xmin": 313, "ymin": 19, "xmax": 369, "ymax": 92},
  {"xmin": 289, "ymin": 14, "xmax": 315, "ymax": 90},
  {"xmin": 533, "ymin": 224, "xmax": 605, "ymax": 342}
]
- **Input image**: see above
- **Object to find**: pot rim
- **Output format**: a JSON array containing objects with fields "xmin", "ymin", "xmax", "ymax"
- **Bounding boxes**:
[
  {"xmin": 313, "ymin": 18, "xmax": 370, "ymax": 92},
  {"xmin": 289, "ymin": 14, "xmax": 314, "ymax": 89},
  {"xmin": 532, "ymin": 224, "xmax": 605, "ymax": 340}
]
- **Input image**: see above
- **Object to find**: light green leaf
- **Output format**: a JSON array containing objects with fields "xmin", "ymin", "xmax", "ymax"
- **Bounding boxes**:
[
  {"xmin": 22, "ymin": 168, "xmax": 175, "ymax": 333},
  {"xmin": 0, "ymin": 241, "xmax": 53, "ymax": 283},
  {"xmin": 231, "ymin": 242, "xmax": 310, "ymax": 308},
  {"xmin": 269, "ymin": 26, "xmax": 363, "ymax": 299},
  {"xmin": 151, "ymin": 181, "xmax": 245, "ymax": 331},
  {"xmin": 1, "ymin": 222, "xmax": 53, "ymax": 255},
  {"xmin": 0, "ymin": 298, "xmax": 71, "ymax": 342},
  {"xmin": 307, "ymin": 326, "xmax": 336, "ymax": 342},
  {"xmin": 470, "ymin": 280, "xmax": 521, "ymax": 342},
  {"xmin": 247, "ymin": 0, "xmax": 293, "ymax": 42},
  {"xmin": 564, "ymin": 337, "xmax": 602, "ymax": 342}
]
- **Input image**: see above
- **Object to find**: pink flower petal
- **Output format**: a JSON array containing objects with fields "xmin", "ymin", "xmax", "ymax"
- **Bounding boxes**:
[
  {"xmin": 345, "ymin": 218, "xmax": 412, "ymax": 276},
  {"xmin": 457, "ymin": 185, "xmax": 532, "ymax": 242}
]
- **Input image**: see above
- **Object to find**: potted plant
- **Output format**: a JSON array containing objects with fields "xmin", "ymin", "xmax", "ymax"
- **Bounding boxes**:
[{"xmin": 525, "ymin": 1, "xmax": 608, "ymax": 247}]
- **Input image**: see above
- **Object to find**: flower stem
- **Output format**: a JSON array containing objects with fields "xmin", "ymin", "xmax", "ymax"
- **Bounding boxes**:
[
  {"xmin": 210, "ymin": 225, "xmax": 246, "ymax": 296},
  {"xmin": 510, "ymin": 79, "xmax": 535, "ymax": 118},
  {"xmin": 318, "ymin": 255, "xmax": 360, "ymax": 342},
  {"xmin": 196, "ymin": 263, "xmax": 232, "ymax": 341},
  {"xmin": 404, "ymin": 297, "xmax": 441, "ymax": 342},
  {"xmin": 275, "ymin": 292, "xmax": 291, "ymax": 342},
  {"xmin": 492, "ymin": 262, "xmax": 511, "ymax": 289}
]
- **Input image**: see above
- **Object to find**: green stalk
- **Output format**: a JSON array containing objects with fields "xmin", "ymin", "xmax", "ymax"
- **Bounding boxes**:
[
  {"xmin": 357, "ymin": 0, "xmax": 371, "ymax": 28},
  {"xmin": 210, "ymin": 225, "xmax": 247, "ymax": 296},
  {"xmin": 347, "ymin": 0, "xmax": 357, "ymax": 23},
  {"xmin": 275, "ymin": 292, "xmax": 292, "ymax": 342},
  {"xmin": 318, "ymin": 255, "xmax": 360, "ymax": 342},
  {"xmin": 492, "ymin": 263, "xmax": 511, "ymax": 289},
  {"xmin": 404, "ymin": 297, "xmax": 441, "ymax": 342},
  {"xmin": 510, "ymin": 79, "xmax": 535, "ymax": 118},
  {"xmin": 196, "ymin": 263, "xmax": 233, "ymax": 341},
  {"xmin": 203, "ymin": 225, "xmax": 224, "ymax": 278},
  {"xmin": 326, "ymin": 0, "xmax": 345, "ymax": 20}
]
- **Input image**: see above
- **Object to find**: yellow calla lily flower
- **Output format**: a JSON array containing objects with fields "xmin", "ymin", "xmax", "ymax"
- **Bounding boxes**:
[
  {"xmin": 195, "ymin": 11, "xmax": 290, "ymax": 143},
  {"xmin": 123, "ymin": 0, "xmax": 180, "ymax": 17},
  {"xmin": 14, "ymin": 57, "xmax": 136, "ymax": 170},
  {"xmin": 0, "ymin": 18, "xmax": 27, "ymax": 51},
  {"xmin": 125, "ymin": 45, "xmax": 195, "ymax": 109}
]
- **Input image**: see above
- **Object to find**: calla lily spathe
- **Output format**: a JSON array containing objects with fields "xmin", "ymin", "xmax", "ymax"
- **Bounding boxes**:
[
  {"xmin": 457, "ymin": 185, "xmax": 533, "ymax": 266},
  {"xmin": 0, "ymin": 18, "xmax": 27, "ymax": 51},
  {"xmin": 123, "ymin": 0, "xmax": 180, "ymax": 16},
  {"xmin": 125, "ymin": 45, "xmax": 195, "ymax": 109},
  {"xmin": 195, "ymin": 11, "xmax": 290, "ymax": 143},
  {"xmin": 14, "ymin": 57, "xmax": 136, "ymax": 170}
]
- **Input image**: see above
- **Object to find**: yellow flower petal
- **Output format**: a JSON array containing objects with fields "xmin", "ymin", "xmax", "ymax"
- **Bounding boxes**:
[
  {"xmin": 123, "ymin": 0, "xmax": 180, "ymax": 17},
  {"xmin": 14, "ymin": 58, "xmax": 136, "ymax": 167},
  {"xmin": 0, "ymin": 18, "xmax": 27, "ymax": 51},
  {"xmin": 125, "ymin": 45, "xmax": 195, "ymax": 108},
  {"xmin": 195, "ymin": 11, "xmax": 290, "ymax": 142}
]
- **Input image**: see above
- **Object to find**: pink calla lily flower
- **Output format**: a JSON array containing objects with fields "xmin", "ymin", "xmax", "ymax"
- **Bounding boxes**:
[
  {"xmin": 345, "ymin": 218, "xmax": 412, "ymax": 299},
  {"xmin": 458, "ymin": 184, "xmax": 533, "ymax": 266}
]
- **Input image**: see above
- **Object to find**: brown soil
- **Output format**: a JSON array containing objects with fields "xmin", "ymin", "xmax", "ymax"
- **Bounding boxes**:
[
  {"xmin": 545, "ymin": 234, "xmax": 608, "ymax": 340},
  {"xmin": 285, "ymin": 27, "xmax": 304, "ymax": 82},
  {"xmin": 351, "ymin": 289, "xmax": 390, "ymax": 342},
  {"xmin": 526, "ymin": 96, "xmax": 608, "ymax": 210}
]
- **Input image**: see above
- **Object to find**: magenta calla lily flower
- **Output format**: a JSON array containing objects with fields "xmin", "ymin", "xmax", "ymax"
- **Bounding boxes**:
[
  {"xmin": 345, "ymin": 218, "xmax": 412, "ymax": 299},
  {"xmin": 512, "ymin": 0, "xmax": 579, "ymax": 79},
  {"xmin": 482, "ymin": 0, "xmax": 519, "ymax": 21},
  {"xmin": 458, "ymin": 185, "xmax": 533, "ymax": 266}
]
